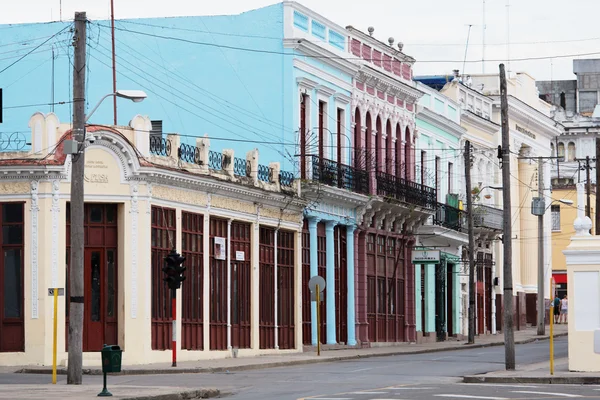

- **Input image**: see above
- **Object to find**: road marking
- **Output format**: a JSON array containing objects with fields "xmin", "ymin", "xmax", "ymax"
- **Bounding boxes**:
[
  {"xmin": 512, "ymin": 391, "xmax": 582, "ymax": 398},
  {"xmin": 350, "ymin": 367, "xmax": 373, "ymax": 372},
  {"xmin": 350, "ymin": 391, "xmax": 388, "ymax": 394},
  {"xmin": 460, "ymin": 383, "xmax": 540, "ymax": 388},
  {"xmin": 435, "ymin": 395, "xmax": 508, "ymax": 400},
  {"xmin": 312, "ymin": 398, "xmax": 354, "ymax": 400},
  {"xmin": 389, "ymin": 387, "xmax": 437, "ymax": 390}
]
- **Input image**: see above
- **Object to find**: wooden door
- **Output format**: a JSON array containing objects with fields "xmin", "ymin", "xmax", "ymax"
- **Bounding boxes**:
[
  {"xmin": 230, "ymin": 222, "xmax": 251, "ymax": 349},
  {"xmin": 85, "ymin": 248, "xmax": 104, "ymax": 351},
  {"xmin": 446, "ymin": 264, "xmax": 454, "ymax": 337}
]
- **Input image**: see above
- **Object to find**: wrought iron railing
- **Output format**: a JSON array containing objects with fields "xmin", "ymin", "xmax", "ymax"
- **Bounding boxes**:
[
  {"xmin": 257, "ymin": 164, "xmax": 270, "ymax": 182},
  {"xmin": 208, "ymin": 150, "xmax": 222, "ymax": 170},
  {"xmin": 233, "ymin": 157, "xmax": 249, "ymax": 177},
  {"xmin": 149, "ymin": 136, "xmax": 171, "ymax": 156},
  {"xmin": 178, "ymin": 142, "xmax": 200, "ymax": 164},
  {"xmin": 279, "ymin": 171, "xmax": 294, "ymax": 187},
  {"xmin": 376, "ymin": 171, "xmax": 437, "ymax": 210},
  {"xmin": 433, "ymin": 202, "xmax": 465, "ymax": 232},
  {"xmin": 473, "ymin": 204, "xmax": 503, "ymax": 231},
  {"xmin": 310, "ymin": 155, "xmax": 369, "ymax": 195}
]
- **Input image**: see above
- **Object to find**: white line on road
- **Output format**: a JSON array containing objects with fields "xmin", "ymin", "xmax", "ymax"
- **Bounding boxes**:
[
  {"xmin": 350, "ymin": 391, "xmax": 389, "ymax": 394},
  {"xmin": 350, "ymin": 367, "xmax": 373, "ymax": 372},
  {"xmin": 312, "ymin": 398, "xmax": 354, "ymax": 400},
  {"xmin": 512, "ymin": 391, "xmax": 582, "ymax": 398},
  {"xmin": 459, "ymin": 383, "xmax": 540, "ymax": 388},
  {"xmin": 389, "ymin": 387, "xmax": 437, "ymax": 390},
  {"xmin": 435, "ymin": 395, "xmax": 508, "ymax": 400}
]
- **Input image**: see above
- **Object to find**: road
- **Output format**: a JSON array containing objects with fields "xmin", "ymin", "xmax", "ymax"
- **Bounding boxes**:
[{"xmin": 1, "ymin": 337, "xmax": 572, "ymax": 400}]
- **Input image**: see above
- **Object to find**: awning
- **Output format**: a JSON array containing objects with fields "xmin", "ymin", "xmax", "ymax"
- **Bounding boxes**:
[{"xmin": 552, "ymin": 273, "xmax": 567, "ymax": 284}]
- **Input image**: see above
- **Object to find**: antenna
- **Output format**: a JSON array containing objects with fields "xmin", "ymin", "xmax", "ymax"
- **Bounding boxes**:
[
  {"xmin": 59, "ymin": 0, "xmax": 62, "ymax": 21},
  {"xmin": 463, "ymin": 24, "xmax": 473, "ymax": 80},
  {"xmin": 482, "ymin": 0, "xmax": 486, "ymax": 73}
]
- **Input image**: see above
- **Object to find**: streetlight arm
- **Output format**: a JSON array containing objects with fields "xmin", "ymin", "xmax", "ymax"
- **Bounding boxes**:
[{"xmin": 85, "ymin": 93, "xmax": 115, "ymax": 123}]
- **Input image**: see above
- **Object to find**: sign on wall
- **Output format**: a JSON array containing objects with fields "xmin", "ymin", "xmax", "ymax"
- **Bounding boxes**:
[
  {"xmin": 411, "ymin": 249, "xmax": 440, "ymax": 264},
  {"xmin": 214, "ymin": 237, "xmax": 226, "ymax": 260}
]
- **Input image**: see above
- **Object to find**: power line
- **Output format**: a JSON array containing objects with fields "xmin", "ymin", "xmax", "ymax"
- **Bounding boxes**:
[
  {"xmin": 93, "ymin": 22, "xmax": 600, "ymax": 64},
  {"xmin": 4, "ymin": 100, "xmax": 73, "ymax": 109}
]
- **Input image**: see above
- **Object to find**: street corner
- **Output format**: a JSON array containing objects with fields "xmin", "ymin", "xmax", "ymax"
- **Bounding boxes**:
[{"xmin": 463, "ymin": 374, "xmax": 600, "ymax": 385}]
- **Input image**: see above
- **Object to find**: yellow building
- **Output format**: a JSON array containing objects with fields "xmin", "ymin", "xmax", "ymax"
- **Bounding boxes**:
[
  {"xmin": 551, "ymin": 186, "xmax": 596, "ymax": 298},
  {"xmin": 0, "ymin": 112, "xmax": 305, "ymax": 366}
]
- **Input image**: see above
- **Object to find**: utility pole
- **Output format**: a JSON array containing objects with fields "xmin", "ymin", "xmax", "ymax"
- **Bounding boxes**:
[
  {"xmin": 536, "ymin": 157, "xmax": 544, "ymax": 336},
  {"xmin": 596, "ymin": 138, "xmax": 600, "ymax": 235},
  {"xmin": 464, "ymin": 140, "xmax": 476, "ymax": 344},
  {"xmin": 500, "ymin": 63, "xmax": 515, "ymax": 370},
  {"xmin": 67, "ymin": 11, "xmax": 86, "ymax": 385}
]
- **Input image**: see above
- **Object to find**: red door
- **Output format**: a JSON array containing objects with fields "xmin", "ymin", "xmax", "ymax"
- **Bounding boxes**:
[
  {"xmin": 230, "ymin": 222, "xmax": 251, "ymax": 349},
  {"xmin": 85, "ymin": 248, "xmax": 104, "ymax": 351}
]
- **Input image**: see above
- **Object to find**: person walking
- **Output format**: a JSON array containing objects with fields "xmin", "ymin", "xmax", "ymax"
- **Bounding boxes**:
[
  {"xmin": 560, "ymin": 295, "xmax": 568, "ymax": 324},
  {"xmin": 553, "ymin": 295, "xmax": 561, "ymax": 324}
]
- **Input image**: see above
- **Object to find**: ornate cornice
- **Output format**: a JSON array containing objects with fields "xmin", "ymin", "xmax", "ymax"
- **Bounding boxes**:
[
  {"xmin": 461, "ymin": 110, "xmax": 500, "ymax": 135},
  {"xmin": 355, "ymin": 65, "xmax": 424, "ymax": 104},
  {"xmin": 284, "ymin": 38, "xmax": 359, "ymax": 77},
  {"xmin": 417, "ymin": 107, "xmax": 466, "ymax": 140}
]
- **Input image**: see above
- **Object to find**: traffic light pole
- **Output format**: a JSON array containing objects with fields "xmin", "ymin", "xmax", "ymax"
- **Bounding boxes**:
[{"xmin": 172, "ymin": 288, "xmax": 177, "ymax": 367}]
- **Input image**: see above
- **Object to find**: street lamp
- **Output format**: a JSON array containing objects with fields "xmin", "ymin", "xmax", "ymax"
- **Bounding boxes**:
[
  {"xmin": 85, "ymin": 90, "xmax": 148, "ymax": 123},
  {"xmin": 532, "ymin": 197, "xmax": 573, "ymax": 336}
]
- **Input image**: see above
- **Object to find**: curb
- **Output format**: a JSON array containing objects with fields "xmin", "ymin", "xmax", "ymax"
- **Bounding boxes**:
[
  {"xmin": 16, "ymin": 333, "xmax": 567, "ymax": 376},
  {"xmin": 463, "ymin": 376, "xmax": 600, "ymax": 385},
  {"xmin": 121, "ymin": 388, "xmax": 221, "ymax": 400}
]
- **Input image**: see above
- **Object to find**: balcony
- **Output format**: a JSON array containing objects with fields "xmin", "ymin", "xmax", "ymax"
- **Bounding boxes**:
[
  {"xmin": 376, "ymin": 171, "xmax": 437, "ymax": 210},
  {"xmin": 310, "ymin": 155, "xmax": 369, "ymax": 195},
  {"xmin": 473, "ymin": 204, "xmax": 503, "ymax": 231},
  {"xmin": 434, "ymin": 202, "xmax": 465, "ymax": 232}
]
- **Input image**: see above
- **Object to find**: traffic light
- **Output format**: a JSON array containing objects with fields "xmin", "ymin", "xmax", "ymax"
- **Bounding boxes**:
[{"xmin": 162, "ymin": 249, "xmax": 186, "ymax": 290}]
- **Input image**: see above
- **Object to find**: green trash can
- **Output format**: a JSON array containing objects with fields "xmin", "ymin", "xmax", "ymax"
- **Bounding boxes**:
[
  {"xmin": 99, "ymin": 344, "xmax": 122, "ymax": 397},
  {"xmin": 101, "ymin": 344, "xmax": 122, "ymax": 374}
]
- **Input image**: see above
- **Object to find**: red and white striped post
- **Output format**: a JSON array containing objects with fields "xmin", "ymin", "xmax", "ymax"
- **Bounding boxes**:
[{"xmin": 171, "ymin": 289, "xmax": 177, "ymax": 367}]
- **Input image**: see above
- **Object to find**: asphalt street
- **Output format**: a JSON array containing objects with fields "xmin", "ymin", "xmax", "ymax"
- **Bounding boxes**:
[{"xmin": 1, "ymin": 336, "xmax": 569, "ymax": 400}]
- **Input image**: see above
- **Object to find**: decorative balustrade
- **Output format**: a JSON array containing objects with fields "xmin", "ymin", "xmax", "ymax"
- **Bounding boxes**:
[
  {"xmin": 257, "ymin": 164, "xmax": 270, "ymax": 182},
  {"xmin": 279, "ymin": 171, "xmax": 294, "ymax": 187},
  {"xmin": 376, "ymin": 171, "xmax": 437, "ymax": 210},
  {"xmin": 149, "ymin": 136, "xmax": 171, "ymax": 156},
  {"xmin": 473, "ymin": 204, "xmax": 503, "ymax": 231},
  {"xmin": 310, "ymin": 155, "xmax": 369, "ymax": 195},
  {"xmin": 208, "ymin": 150, "xmax": 223, "ymax": 170},
  {"xmin": 178, "ymin": 142, "xmax": 200, "ymax": 164},
  {"xmin": 433, "ymin": 202, "xmax": 465, "ymax": 232},
  {"xmin": 234, "ymin": 157, "xmax": 249, "ymax": 177}
]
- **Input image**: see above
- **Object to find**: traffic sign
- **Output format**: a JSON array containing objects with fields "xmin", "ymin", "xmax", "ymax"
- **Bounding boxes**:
[{"xmin": 308, "ymin": 275, "xmax": 326, "ymax": 293}]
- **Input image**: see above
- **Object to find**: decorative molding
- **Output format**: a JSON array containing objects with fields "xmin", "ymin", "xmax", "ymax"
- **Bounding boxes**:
[
  {"xmin": 315, "ymin": 84, "xmax": 337, "ymax": 98},
  {"xmin": 294, "ymin": 59, "xmax": 352, "ymax": 93},
  {"xmin": 130, "ymin": 182, "xmax": 139, "ymax": 319},
  {"xmin": 417, "ymin": 107, "xmax": 466, "ymax": 139},
  {"xmin": 333, "ymin": 93, "xmax": 351, "ymax": 105},
  {"xmin": 296, "ymin": 76, "xmax": 319, "ymax": 92},
  {"xmin": 50, "ymin": 179, "xmax": 60, "ymax": 287},
  {"xmin": 30, "ymin": 180, "xmax": 39, "ymax": 319}
]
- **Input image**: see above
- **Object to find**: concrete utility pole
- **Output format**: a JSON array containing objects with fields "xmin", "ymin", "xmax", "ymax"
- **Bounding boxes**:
[
  {"xmin": 586, "ymin": 155, "xmax": 591, "ymax": 220},
  {"xmin": 464, "ymin": 140, "xmax": 476, "ymax": 344},
  {"xmin": 596, "ymin": 138, "xmax": 600, "ymax": 235},
  {"xmin": 67, "ymin": 11, "xmax": 86, "ymax": 385},
  {"xmin": 537, "ymin": 157, "xmax": 544, "ymax": 336},
  {"xmin": 499, "ymin": 63, "xmax": 515, "ymax": 370}
]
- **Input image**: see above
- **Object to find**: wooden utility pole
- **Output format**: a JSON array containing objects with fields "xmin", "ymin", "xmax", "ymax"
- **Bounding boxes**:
[
  {"xmin": 464, "ymin": 140, "xmax": 476, "ymax": 344},
  {"xmin": 596, "ymin": 139, "xmax": 600, "ymax": 235},
  {"xmin": 110, "ymin": 0, "xmax": 117, "ymax": 124},
  {"xmin": 500, "ymin": 63, "xmax": 515, "ymax": 370},
  {"xmin": 537, "ymin": 157, "xmax": 544, "ymax": 336},
  {"xmin": 67, "ymin": 11, "xmax": 86, "ymax": 385}
]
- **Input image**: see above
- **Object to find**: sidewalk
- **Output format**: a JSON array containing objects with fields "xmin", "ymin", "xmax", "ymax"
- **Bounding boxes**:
[
  {"xmin": 14, "ymin": 324, "xmax": 568, "ymax": 376},
  {"xmin": 463, "ymin": 357, "xmax": 600, "ymax": 384},
  {"xmin": 0, "ymin": 385, "xmax": 221, "ymax": 400}
]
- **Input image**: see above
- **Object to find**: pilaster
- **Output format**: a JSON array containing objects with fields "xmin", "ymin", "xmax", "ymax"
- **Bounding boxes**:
[{"xmin": 325, "ymin": 220, "xmax": 336, "ymax": 344}]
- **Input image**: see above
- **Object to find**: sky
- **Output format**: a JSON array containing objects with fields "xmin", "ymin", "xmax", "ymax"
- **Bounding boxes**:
[{"xmin": 1, "ymin": 0, "xmax": 599, "ymax": 81}]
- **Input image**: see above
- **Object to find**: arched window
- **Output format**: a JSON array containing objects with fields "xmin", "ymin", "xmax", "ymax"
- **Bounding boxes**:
[
  {"xmin": 353, "ymin": 108, "xmax": 362, "ymax": 168},
  {"xmin": 375, "ymin": 116, "xmax": 382, "ymax": 173},
  {"xmin": 395, "ymin": 123, "xmax": 402, "ymax": 177},
  {"xmin": 560, "ymin": 92, "xmax": 566, "ymax": 110},
  {"xmin": 567, "ymin": 142, "xmax": 576, "ymax": 162},
  {"xmin": 550, "ymin": 142, "xmax": 555, "ymax": 158},
  {"xmin": 557, "ymin": 142, "xmax": 565, "ymax": 161},
  {"xmin": 386, "ymin": 120, "xmax": 392, "ymax": 174},
  {"xmin": 405, "ymin": 127, "xmax": 412, "ymax": 180}
]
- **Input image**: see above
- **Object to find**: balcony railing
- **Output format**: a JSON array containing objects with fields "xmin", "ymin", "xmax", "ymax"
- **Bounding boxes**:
[
  {"xmin": 310, "ymin": 155, "xmax": 369, "ymax": 195},
  {"xmin": 473, "ymin": 204, "xmax": 503, "ymax": 231},
  {"xmin": 433, "ymin": 202, "xmax": 465, "ymax": 232},
  {"xmin": 376, "ymin": 171, "xmax": 437, "ymax": 210},
  {"xmin": 150, "ymin": 136, "xmax": 171, "ymax": 156}
]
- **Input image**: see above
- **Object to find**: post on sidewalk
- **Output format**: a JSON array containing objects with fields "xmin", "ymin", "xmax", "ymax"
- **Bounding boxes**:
[
  {"xmin": 550, "ymin": 277, "xmax": 555, "ymax": 375},
  {"xmin": 316, "ymin": 284, "xmax": 321, "ymax": 357}
]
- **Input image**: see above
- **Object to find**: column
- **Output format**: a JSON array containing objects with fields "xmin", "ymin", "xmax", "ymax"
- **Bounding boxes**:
[
  {"xmin": 308, "ymin": 217, "xmax": 320, "ymax": 345},
  {"xmin": 325, "ymin": 220, "xmax": 337, "ymax": 344},
  {"xmin": 425, "ymin": 263, "xmax": 435, "ymax": 333},
  {"xmin": 274, "ymin": 228, "xmax": 279, "ymax": 350},
  {"xmin": 227, "ymin": 219, "xmax": 232, "ymax": 350},
  {"xmin": 415, "ymin": 264, "xmax": 422, "ymax": 333},
  {"xmin": 202, "ymin": 214, "xmax": 210, "ymax": 351},
  {"xmin": 346, "ymin": 225, "xmax": 356, "ymax": 346}
]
